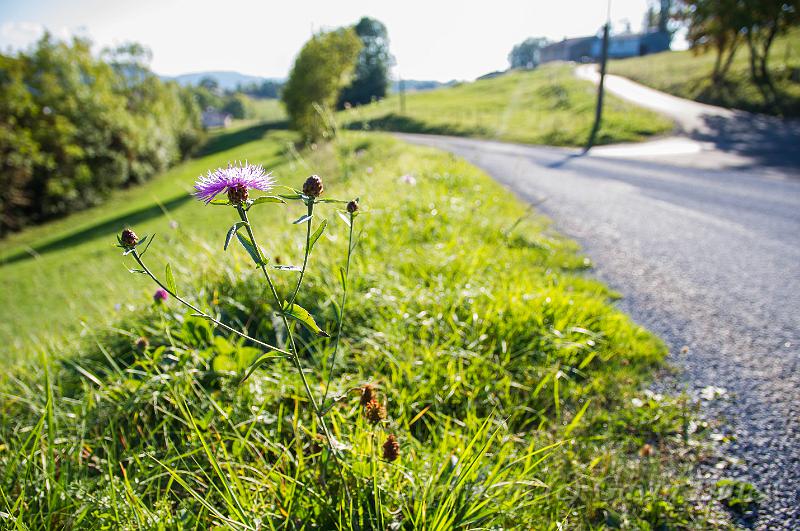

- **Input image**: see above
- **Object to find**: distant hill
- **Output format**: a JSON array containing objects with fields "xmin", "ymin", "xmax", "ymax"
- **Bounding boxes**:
[
  {"xmin": 162, "ymin": 71, "xmax": 284, "ymax": 91},
  {"xmin": 391, "ymin": 79, "xmax": 458, "ymax": 93}
]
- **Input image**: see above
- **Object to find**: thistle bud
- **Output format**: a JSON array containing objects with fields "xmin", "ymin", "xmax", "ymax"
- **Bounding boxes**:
[
  {"xmin": 120, "ymin": 228, "xmax": 138, "ymax": 248},
  {"xmin": 303, "ymin": 175, "xmax": 324, "ymax": 197},
  {"xmin": 360, "ymin": 384, "xmax": 376, "ymax": 407},
  {"xmin": 364, "ymin": 398, "xmax": 387, "ymax": 424},
  {"xmin": 382, "ymin": 434, "xmax": 400, "ymax": 462},
  {"xmin": 153, "ymin": 288, "xmax": 169, "ymax": 304},
  {"xmin": 346, "ymin": 199, "xmax": 359, "ymax": 214},
  {"xmin": 227, "ymin": 183, "xmax": 249, "ymax": 205}
]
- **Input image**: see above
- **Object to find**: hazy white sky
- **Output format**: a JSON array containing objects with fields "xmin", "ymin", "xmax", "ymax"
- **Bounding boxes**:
[{"xmin": 1, "ymin": 0, "xmax": 669, "ymax": 81}]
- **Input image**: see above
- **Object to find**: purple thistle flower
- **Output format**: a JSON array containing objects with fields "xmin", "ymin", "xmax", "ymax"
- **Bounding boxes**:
[
  {"xmin": 193, "ymin": 162, "xmax": 275, "ymax": 204},
  {"xmin": 153, "ymin": 288, "xmax": 169, "ymax": 304}
]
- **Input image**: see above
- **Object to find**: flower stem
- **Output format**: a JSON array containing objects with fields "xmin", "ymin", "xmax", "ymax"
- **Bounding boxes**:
[
  {"xmin": 234, "ymin": 206, "xmax": 340, "ymax": 459},
  {"xmin": 130, "ymin": 250, "xmax": 290, "ymax": 357},
  {"xmin": 287, "ymin": 201, "xmax": 314, "ymax": 309},
  {"xmin": 322, "ymin": 212, "xmax": 355, "ymax": 405}
]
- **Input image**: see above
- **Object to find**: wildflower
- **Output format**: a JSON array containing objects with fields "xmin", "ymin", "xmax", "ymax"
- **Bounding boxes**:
[
  {"xmin": 194, "ymin": 162, "xmax": 274, "ymax": 205},
  {"xmin": 360, "ymin": 384, "xmax": 376, "ymax": 407},
  {"xmin": 347, "ymin": 199, "xmax": 359, "ymax": 214},
  {"xmin": 366, "ymin": 167, "xmax": 373, "ymax": 174},
  {"xmin": 120, "ymin": 228, "xmax": 138, "ymax": 249},
  {"xmin": 153, "ymin": 288, "xmax": 169, "ymax": 304},
  {"xmin": 302, "ymin": 175, "xmax": 324, "ymax": 197},
  {"xmin": 400, "ymin": 174, "xmax": 417, "ymax": 186},
  {"xmin": 364, "ymin": 398, "xmax": 387, "ymax": 424},
  {"xmin": 383, "ymin": 435, "xmax": 400, "ymax": 462},
  {"xmin": 135, "ymin": 337, "xmax": 149, "ymax": 351}
]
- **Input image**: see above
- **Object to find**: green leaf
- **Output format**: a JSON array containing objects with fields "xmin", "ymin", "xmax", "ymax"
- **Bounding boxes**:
[
  {"xmin": 278, "ymin": 193, "xmax": 303, "ymax": 201},
  {"xmin": 250, "ymin": 195, "xmax": 286, "ymax": 206},
  {"xmin": 212, "ymin": 355, "xmax": 237, "ymax": 373},
  {"xmin": 165, "ymin": 263, "xmax": 177, "ymax": 293},
  {"xmin": 209, "ymin": 199, "xmax": 230, "ymax": 206},
  {"xmin": 240, "ymin": 352, "xmax": 286, "ymax": 383},
  {"xmin": 309, "ymin": 219, "xmax": 327, "ymax": 251},
  {"xmin": 224, "ymin": 221, "xmax": 247, "ymax": 251},
  {"xmin": 315, "ymin": 198, "xmax": 348, "ymax": 204},
  {"xmin": 337, "ymin": 211, "xmax": 351, "ymax": 227},
  {"xmin": 139, "ymin": 234, "xmax": 155, "ymax": 256},
  {"xmin": 236, "ymin": 232, "xmax": 266, "ymax": 266},
  {"xmin": 282, "ymin": 301, "xmax": 329, "ymax": 337},
  {"xmin": 292, "ymin": 213, "xmax": 313, "ymax": 225},
  {"xmin": 339, "ymin": 266, "xmax": 347, "ymax": 290}
]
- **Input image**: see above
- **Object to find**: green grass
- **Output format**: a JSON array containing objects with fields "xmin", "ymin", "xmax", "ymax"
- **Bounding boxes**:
[
  {"xmin": 608, "ymin": 29, "xmax": 800, "ymax": 116},
  {"xmin": 245, "ymin": 97, "xmax": 287, "ymax": 123},
  {"xmin": 339, "ymin": 64, "xmax": 673, "ymax": 146},
  {"xmin": 0, "ymin": 125, "xmax": 721, "ymax": 528}
]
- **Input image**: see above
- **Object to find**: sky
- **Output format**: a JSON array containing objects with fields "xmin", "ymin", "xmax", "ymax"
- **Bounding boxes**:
[{"xmin": 0, "ymin": 0, "xmax": 677, "ymax": 81}]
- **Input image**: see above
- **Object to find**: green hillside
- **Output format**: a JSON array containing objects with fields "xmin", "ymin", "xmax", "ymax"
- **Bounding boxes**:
[
  {"xmin": 609, "ymin": 30, "xmax": 800, "ymax": 116},
  {"xmin": 340, "ymin": 64, "xmax": 673, "ymax": 146}
]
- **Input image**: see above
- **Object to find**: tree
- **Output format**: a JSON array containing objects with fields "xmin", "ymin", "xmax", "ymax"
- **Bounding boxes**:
[
  {"xmin": 338, "ymin": 17, "xmax": 393, "ymax": 107},
  {"xmin": 678, "ymin": 0, "xmax": 799, "ymax": 90},
  {"xmin": 198, "ymin": 76, "xmax": 220, "ymax": 93},
  {"xmin": 677, "ymin": 0, "xmax": 746, "ymax": 85},
  {"xmin": 741, "ymin": 1, "xmax": 799, "ymax": 88},
  {"xmin": 0, "ymin": 34, "xmax": 202, "ymax": 235},
  {"xmin": 508, "ymin": 37, "xmax": 549, "ymax": 70},
  {"xmin": 282, "ymin": 28, "xmax": 362, "ymax": 141},
  {"xmin": 222, "ymin": 93, "xmax": 248, "ymax": 119}
]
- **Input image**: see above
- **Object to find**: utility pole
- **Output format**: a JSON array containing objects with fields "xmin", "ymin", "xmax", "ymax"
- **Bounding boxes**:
[{"xmin": 585, "ymin": 1, "xmax": 611, "ymax": 152}]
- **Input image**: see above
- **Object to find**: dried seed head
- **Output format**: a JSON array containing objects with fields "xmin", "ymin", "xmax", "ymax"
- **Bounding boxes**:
[
  {"xmin": 121, "ymin": 228, "xmax": 138, "ymax": 248},
  {"xmin": 227, "ymin": 183, "xmax": 249, "ymax": 205},
  {"xmin": 639, "ymin": 443, "xmax": 654, "ymax": 458},
  {"xmin": 135, "ymin": 337, "xmax": 149, "ymax": 351},
  {"xmin": 364, "ymin": 398, "xmax": 387, "ymax": 424},
  {"xmin": 360, "ymin": 384, "xmax": 376, "ymax": 407},
  {"xmin": 346, "ymin": 199, "xmax": 359, "ymax": 214},
  {"xmin": 303, "ymin": 175, "xmax": 324, "ymax": 197},
  {"xmin": 382, "ymin": 434, "xmax": 400, "ymax": 462}
]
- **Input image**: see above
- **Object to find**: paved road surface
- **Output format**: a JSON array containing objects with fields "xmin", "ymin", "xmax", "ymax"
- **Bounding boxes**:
[
  {"xmin": 576, "ymin": 64, "xmax": 800, "ymax": 175},
  {"xmin": 397, "ymin": 132, "xmax": 800, "ymax": 528}
]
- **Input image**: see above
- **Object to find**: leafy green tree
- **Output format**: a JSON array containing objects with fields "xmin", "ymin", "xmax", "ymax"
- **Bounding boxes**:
[
  {"xmin": 678, "ymin": 0, "xmax": 799, "ymax": 87},
  {"xmin": 338, "ymin": 17, "xmax": 393, "ymax": 107},
  {"xmin": 508, "ymin": 37, "xmax": 549, "ymax": 69},
  {"xmin": 741, "ymin": 1, "xmax": 799, "ymax": 87},
  {"xmin": 222, "ymin": 93, "xmax": 249, "ymax": 119},
  {"xmin": 678, "ymin": 0, "xmax": 745, "ymax": 84},
  {"xmin": 0, "ymin": 35, "xmax": 202, "ymax": 235},
  {"xmin": 283, "ymin": 28, "xmax": 362, "ymax": 141}
]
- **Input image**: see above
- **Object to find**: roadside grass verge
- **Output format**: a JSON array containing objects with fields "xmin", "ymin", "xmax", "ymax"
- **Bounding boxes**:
[
  {"xmin": 339, "ymin": 64, "xmax": 673, "ymax": 146},
  {"xmin": 608, "ymin": 29, "xmax": 800, "ymax": 117},
  {"xmin": 0, "ymin": 131, "xmax": 718, "ymax": 528}
]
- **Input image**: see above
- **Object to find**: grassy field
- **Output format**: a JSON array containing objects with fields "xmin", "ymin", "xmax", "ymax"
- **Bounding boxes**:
[
  {"xmin": 245, "ymin": 97, "xmax": 287, "ymax": 122},
  {"xmin": 339, "ymin": 63, "xmax": 674, "ymax": 146},
  {"xmin": 0, "ymin": 125, "xmax": 720, "ymax": 527},
  {"xmin": 609, "ymin": 29, "xmax": 800, "ymax": 116}
]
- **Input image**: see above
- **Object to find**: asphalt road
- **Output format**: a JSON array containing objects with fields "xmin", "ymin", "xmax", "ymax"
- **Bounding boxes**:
[{"xmin": 397, "ymin": 132, "xmax": 800, "ymax": 528}]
